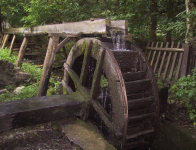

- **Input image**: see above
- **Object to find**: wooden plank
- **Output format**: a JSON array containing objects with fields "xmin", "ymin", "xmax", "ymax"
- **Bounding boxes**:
[
  {"xmin": 125, "ymin": 79, "xmax": 151, "ymax": 94},
  {"xmin": 175, "ymin": 52, "xmax": 183, "ymax": 80},
  {"xmin": 145, "ymin": 42, "xmax": 150, "ymax": 55},
  {"xmin": 9, "ymin": 34, "xmax": 16, "ymax": 55},
  {"xmin": 1, "ymin": 34, "xmax": 9, "ymax": 49},
  {"xmin": 128, "ymin": 97, "xmax": 154, "ymax": 110},
  {"xmin": 154, "ymin": 42, "xmax": 163, "ymax": 73},
  {"xmin": 147, "ymin": 42, "xmax": 154, "ymax": 60},
  {"xmin": 112, "ymin": 51, "xmax": 139, "ymax": 71},
  {"xmin": 169, "ymin": 42, "xmax": 181, "ymax": 81},
  {"xmin": 0, "ymin": 93, "xmax": 86, "ymax": 133},
  {"xmin": 122, "ymin": 71, "xmax": 145, "ymax": 81},
  {"xmin": 163, "ymin": 42, "xmax": 174, "ymax": 80},
  {"xmin": 158, "ymin": 42, "xmax": 169, "ymax": 76},
  {"xmin": 150, "ymin": 42, "xmax": 159, "ymax": 66},
  {"xmin": 16, "ymin": 36, "xmax": 31, "ymax": 67},
  {"xmin": 128, "ymin": 112, "xmax": 155, "ymax": 123},
  {"xmin": 37, "ymin": 36, "xmax": 59, "ymax": 96},
  {"xmin": 126, "ymin": 128, "xmax": 154, "ymax": 140}
]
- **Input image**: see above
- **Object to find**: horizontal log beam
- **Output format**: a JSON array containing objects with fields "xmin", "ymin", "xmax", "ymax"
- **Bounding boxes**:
[
  {"xmin": 0, "ymin": 92, "xmax": 86, "ymax": 133},
  {"xmin": 3, "ymin": 19, "xmax": 127, "ymax": 35}
]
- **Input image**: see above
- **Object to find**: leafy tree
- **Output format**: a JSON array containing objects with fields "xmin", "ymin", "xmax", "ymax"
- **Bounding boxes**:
[
  {"xmin": 0, "ymin": 0, "xmax": 195, "ymax": 43},
  {"xmin": 0, "ymin": 0, "xmax": 30, "ymax": 27},
  {"xmin": 185, "ymin": 0, "xmax": 196, "ymax": 43}
]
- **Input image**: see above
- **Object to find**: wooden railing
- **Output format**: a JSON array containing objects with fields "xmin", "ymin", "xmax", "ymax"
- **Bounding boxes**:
[{"xmin": 143, "ymin": 42, "xmax": 191, "ymax": 85}]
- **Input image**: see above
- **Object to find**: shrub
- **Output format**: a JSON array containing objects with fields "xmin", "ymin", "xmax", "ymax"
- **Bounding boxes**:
[{"xmin": 169, "ymin": 68, "xmax": 196, "ymax": 124}]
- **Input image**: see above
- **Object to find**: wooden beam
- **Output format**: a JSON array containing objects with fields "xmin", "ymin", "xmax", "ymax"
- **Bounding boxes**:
[
  {"xmin": 3, "ymin": 19, "xmax": 127, "ymax": 35},
  {"xmin": 55, "ymin": 37, "xmax": 71, "ymax": 53},
  {"xmin": 1, "ymin": 34, "xmax": 9, "ymax": 49},
  {"xmin": 16, "ymin": 36, "xmax": 31, "ymax": 67},
  {"xmin": 37, "ymin": 36, "xmax": 59, "ymax": 96},
  {"xmin": 0, "ymin": 92, "xmax": 86, "ymax": 133},
  {"xmin": 9, "ymin": 34, "xmax": 16, "ymax": 55}
]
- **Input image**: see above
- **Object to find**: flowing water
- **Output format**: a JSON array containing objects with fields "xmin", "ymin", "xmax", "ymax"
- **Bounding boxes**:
[{"xmin": 110, "ymin": 30, "xmax": 128, "ymax": 51}]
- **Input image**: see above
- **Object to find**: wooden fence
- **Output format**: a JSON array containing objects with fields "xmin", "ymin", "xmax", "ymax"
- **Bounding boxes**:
[{"xmin": 143, "ymin": 42, "xmax": 191, "ymax": 85}]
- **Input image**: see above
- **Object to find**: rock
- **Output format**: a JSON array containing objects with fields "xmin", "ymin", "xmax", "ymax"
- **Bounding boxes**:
[
  {"xmin": 15, "ymin": 72, "xmax": 32, "ymax": 81},
  {"xmin": 14, "ymin": 86, "xmax": 25, "ymax": 94},
  {"xmin": 0, "ymin": 60, "xmax": 32, "ymax": 88}
]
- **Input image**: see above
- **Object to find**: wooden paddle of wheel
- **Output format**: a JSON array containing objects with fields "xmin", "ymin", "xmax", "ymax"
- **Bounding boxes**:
[{"xmin": 62, "ymin": 38, "xmax": 159, "ymax": 150}]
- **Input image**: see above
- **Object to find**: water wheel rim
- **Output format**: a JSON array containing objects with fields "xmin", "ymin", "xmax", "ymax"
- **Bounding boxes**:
[{"xmin": 63, "ymin": 38, "xmax": 128, "ymax": 147}]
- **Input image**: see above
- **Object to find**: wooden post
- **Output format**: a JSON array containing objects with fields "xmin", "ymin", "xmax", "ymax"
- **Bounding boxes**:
[
  {"xmin": 16, "ymin": 36, "xmax": 31, "ymax": 67},
  {"xmin": 181, "ymin": 44, "xmax": 191, "ymax": 77},
  {"xmin": 9, "ymin": 34, "xmax": 16, "ymax": 55},
  {"xmin": 0, "ymin": 33, "xmax": 3, "ymax": 45},
  {"xmin": 1, "ymin": 34, "xmax": 9, "ymax": 49},
  {"xmin": 37, "ymin": 36, "xmax": 59, "ymax": 96}
]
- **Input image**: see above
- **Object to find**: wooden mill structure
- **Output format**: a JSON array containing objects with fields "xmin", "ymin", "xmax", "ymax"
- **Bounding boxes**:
[{"xmin": 0, "ymin": 19, "xmax": 159, "ymax": 150}]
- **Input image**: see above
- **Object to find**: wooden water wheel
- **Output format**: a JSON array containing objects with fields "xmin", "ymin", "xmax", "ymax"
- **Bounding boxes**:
[{"xmin": 62, "ymin": 38, "xmax": 159, "ymax": 150}]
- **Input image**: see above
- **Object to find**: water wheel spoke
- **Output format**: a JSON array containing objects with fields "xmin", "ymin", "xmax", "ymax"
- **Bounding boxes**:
[
  {"xmin": 64, "ymin": 63, "xmax": 80, "ymax": 88},
  {"xmin": 61, "ymin": 79, "xmax": 73, "ymax": 94},
  {"xmin": 80, "ymin": 40, "xmax": 93, "ymax": 85},
  {"xmin": 90, "ymin": 99, "xmax": 123, "ymax": 139},
  {"xmin": 90, "ymin": 48, "xmax": 105, "ymax": 99}
]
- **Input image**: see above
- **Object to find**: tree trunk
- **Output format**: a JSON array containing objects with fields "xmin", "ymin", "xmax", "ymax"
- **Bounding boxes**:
[
  {"xmin": 0, "ymin": 7, "xmax": 2, "ymax": 32},
  {"xmin": 166, "ymin": 0, "xmax": 173, "ymax": 43},
  {"xmin": 150, "ymin": 0, "xmax": 158, "ymax": 41},
  {"xmin": 185, "ymin": 0, "xmax": 192, "ymax": 43}
]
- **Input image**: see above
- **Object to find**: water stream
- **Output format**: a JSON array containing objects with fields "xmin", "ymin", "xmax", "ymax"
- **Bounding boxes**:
[{"xmin": 110, "ymin": 30, "xmax": 127, "ymax": 51}]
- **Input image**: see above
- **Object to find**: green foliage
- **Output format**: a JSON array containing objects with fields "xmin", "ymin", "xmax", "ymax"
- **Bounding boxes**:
[
  {"xmin": 21, "ymin": 62, "xmax": 42, "ymax": 82},
  {"xmin": 0, "ymin": 48, "xmax": 17, "ymax": 63},
  {"xmin": 0, "ymin": 0, "xmax": 29, "ymax": 27},
  {"xmin": 0, "ymin": 48, "xmax": 62, "ymax": 102},
  {"xmin": 47, "ymin": 78, "xmax": 61, "ymax": 96},
  {"xmin": 170, "ymin": 68, "xmax": 196, "ymax": 123},
  {"xmin": 0, "ymin": 83, "xmax": 39, "ymax": 102},
  {"xmin": 100, "ymin": 75, "xmax": 108, "ymax": 88},
  {"xmin": 1, "ymin": 0, "xmax": 195, "ymax": 43},
  {"xmin": 166, "ymin": 10, "xmax": 187, "ymax": 42}
]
